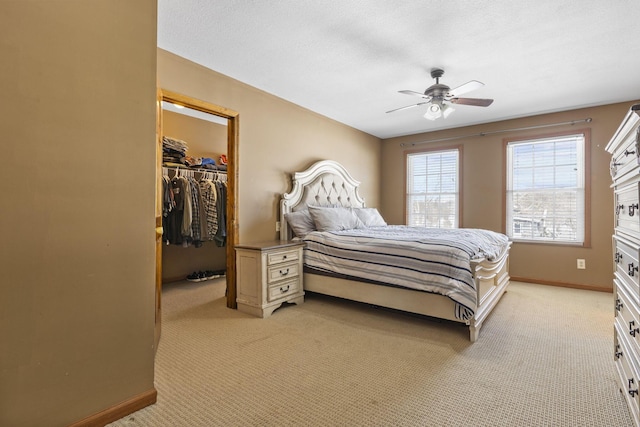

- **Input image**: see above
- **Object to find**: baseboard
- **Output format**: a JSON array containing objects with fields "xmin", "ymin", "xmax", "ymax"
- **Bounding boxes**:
[
  {"xmin": 69, "ymin": 388, "xmax": 157, "ymax": 427},
  {"xmin": 511, "ymin": 276, "xmax": 612, "ymax": 293}
]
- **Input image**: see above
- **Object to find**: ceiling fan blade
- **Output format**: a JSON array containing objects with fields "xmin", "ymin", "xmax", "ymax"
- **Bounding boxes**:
[
  {"xmin": 450, "ymin": 97, "xmax": 494, "ymax": 107},
  {"xmin": 399, "ymin": 90, "xmax": 432, "ymax": 100},
  {"xmin": 447, "ymin": 80, "xmax": 484, "ymax": 97},
  {"xmin": 386, "ymin": 102, "xmax": 429, "ymax": 114}
]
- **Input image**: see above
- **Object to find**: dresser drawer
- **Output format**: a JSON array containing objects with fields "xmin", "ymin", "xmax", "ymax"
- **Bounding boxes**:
[
  {"xmin": 615, "ymin": 276, "xmax": 640, "ymax": 350},
  {"xmin": 267, "ymin": 262, "xmax": 300, "ymax": 284},
  {"xmin": 615, "ymin": 325, "xmax": 640, "ymax": 424},
  {"xmin": 615, "ymin": 182, "xmax": 640, "ymax": 237},
  {"xmin": 614, "ymin": 235, "xmax": 640, "ymax": 297},
  {"xmin": 267, "ymin": 278, "xmax": 301, "ymax": 302},
  {"xmin": 610, "ymin": 131, "xmax": 640, "ymax": 183},
  {"xmin": 267, "ymin": 248, "xmax": 300, "ymax": 265}
]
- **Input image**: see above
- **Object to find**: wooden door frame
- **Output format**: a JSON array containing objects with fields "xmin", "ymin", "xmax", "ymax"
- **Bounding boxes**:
[{"xmin": 159, "ymin": 89, "xmax": 239, "ymax": 309}]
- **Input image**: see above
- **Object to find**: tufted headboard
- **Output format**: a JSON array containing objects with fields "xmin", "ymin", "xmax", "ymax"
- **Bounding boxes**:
[{"xmin": 280, "ymin": 160, "xmax": 366, "ymax": 240}]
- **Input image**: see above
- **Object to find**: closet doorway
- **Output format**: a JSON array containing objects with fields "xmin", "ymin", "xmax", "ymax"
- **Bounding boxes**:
[{"xmin": 155, "ymin": 89, "xmax": 238, "ymax": 348}]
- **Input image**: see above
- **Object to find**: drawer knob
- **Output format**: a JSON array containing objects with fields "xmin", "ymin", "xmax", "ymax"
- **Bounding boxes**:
[
  {"xmin": 630, "ymin": 204, "xmax": 639, "ymax": 217},
  {"xmin": 630, "ymin": 321, "xmax": 640, "ymax": 337},
  {"xmin": 283, "ymin": 255, "xmax": 287, "ymax": 260},
  {"xmin": 628, "ymin": 263, "xmax": 638, "ymax": 277},
  {"xmin": 616, "ymin": 298, "xmax": 624, "ymax": 312},
  {"xmin": 279, "ymin": 268, "xmax": 290, "ymax": 276},
  {"xmin": 616, "ymin": 344, "xmax": 623, "ymax": 360},
  {"xmin": 629, "ymin": 378, "xmax": 639, "ymax": 397},
  {"xmin": 280, "ymin": 285, "xmax": 290, "ymax": 293},
  {"xmin": 617, "ymin": 204, "xmax": 625, "ymax": 215},
  {"xmin": 625, "ymin": 149, "xmax": 637, "ymax": 157},
  {"xmin": 615, "ymin": 252, "xmax": 623, "ymax": 263},
  {"xmin": 611, "ymin": 161, "xmax": 622, "ymax": 177}
]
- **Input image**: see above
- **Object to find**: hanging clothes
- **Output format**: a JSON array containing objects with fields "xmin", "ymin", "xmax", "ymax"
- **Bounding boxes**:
[
  {"xmin": 163, "ymin": 175, "xmax": 186, "ymax": 245},
  {"xmin": 188, "ymin": 177, "xmax": 205, "ymax": 248},
  {"xmin": 162, "ymin": 167, "xmax": 227, "ymax": 248},
  {"xmin": 199, "ymin": 179, "xmax": 217, "ymax": 242},
  {"xmin": 214, "ymin": 180, "xmax": 227, "ymax": 247},
  {"xmin": 180, "ymin": 176, "xmax": 193, "ymax": 244},
  {"xmin": 162, "ymin": 175, "xmax": 175, "ymax": 245}
]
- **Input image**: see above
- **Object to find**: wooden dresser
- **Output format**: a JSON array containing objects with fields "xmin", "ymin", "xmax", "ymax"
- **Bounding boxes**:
[
  {"xmin": 235, "ymin": 240, "xmax": 304, "ymax": 317},
  {"xmin": 606, "ymin": 103, "xmax": 640, "ymax": 426}
]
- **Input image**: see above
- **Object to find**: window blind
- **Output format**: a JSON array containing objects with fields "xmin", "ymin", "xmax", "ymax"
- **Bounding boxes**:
[
  {"xmin": 406, "ymin": 149, "xmax": 459, "ymax": 228},
  {"xmin": 506, "ymin": 134, "xmax": 585, "ymax": 243}
]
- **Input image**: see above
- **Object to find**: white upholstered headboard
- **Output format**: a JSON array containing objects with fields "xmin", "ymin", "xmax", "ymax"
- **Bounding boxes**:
[{"xmin": 280, "ymin": 160, "xmax": 366, "ymax": 240}]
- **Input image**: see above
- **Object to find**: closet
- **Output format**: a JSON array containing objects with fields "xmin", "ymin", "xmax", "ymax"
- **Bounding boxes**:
[
  {"xmin": 160, "ymin": 102, "xmax": 229, "ymax": 283},
  {"xmin": 154, "ymin": 89, "xmax": 238, "ymax": 352}
]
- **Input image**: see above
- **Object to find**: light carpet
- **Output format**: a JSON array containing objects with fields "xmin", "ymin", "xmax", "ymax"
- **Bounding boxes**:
[{"xmin": 108, "ymin": 280, "xmax": 633, "ymax": 426}]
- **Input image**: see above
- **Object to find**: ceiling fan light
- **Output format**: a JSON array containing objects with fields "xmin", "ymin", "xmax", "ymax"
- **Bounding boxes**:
[
  {"xmin": 442, "ymin": 104, "xmax": 455, "ymax": 118},
  {"xmin": 424, "ymin": 103, "xmax": 442, "ymax": 120}
]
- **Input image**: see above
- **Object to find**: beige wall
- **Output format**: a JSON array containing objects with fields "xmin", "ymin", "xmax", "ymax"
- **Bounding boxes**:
[
  {"xmin": 163, "ymin": 110, "xmax": 227, "ymax": 159},
  {"xmin": 382, "ymin": 102, "xmax": 639, "ymax": 290},
  {"xmin": 0, "ymin": 1, "xmax": 157, "ymax": 426},
  {"xmin": 157, "ymin": 49, "xmax": 383, "ymax": 243},
  {"xmin": 161, "ymin": 111, "xmax": 227, "ymax": 281}
]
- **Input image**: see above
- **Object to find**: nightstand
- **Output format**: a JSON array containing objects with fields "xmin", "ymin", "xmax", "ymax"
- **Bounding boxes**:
[{"xmin": 235, "ymin": 240, "xmax": 304, "ymax": 317}]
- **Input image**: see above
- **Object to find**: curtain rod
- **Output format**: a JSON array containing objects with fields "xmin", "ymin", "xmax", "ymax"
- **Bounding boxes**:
[{"xmin": 399, "ymin": 117, "xmax": 593, "ymax": 147}]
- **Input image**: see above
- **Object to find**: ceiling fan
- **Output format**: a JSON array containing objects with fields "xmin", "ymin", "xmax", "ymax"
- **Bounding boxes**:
[{"xmin": 386, "ymin": 68, "xmax": 493, "ymax": 120}]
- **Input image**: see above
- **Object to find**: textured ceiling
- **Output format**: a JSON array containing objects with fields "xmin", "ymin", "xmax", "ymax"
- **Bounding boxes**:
[{"xmin": 158, "ymin": 0, "xmax": 640, "ymax": 139}]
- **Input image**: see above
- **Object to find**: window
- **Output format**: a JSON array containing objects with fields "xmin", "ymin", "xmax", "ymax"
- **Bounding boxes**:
[
  {"xmin": 505, "ymin": 132, "xmax": 588, "ymax": 244},
  {"xmin": 406, "ymin": 148, "xmax": 460, "ymax": 228}
]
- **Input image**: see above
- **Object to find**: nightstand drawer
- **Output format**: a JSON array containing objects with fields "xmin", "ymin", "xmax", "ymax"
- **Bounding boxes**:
[
  {"xmin": 267, "ymin": 278, "xmax": 301, "ymax": 302},
  {"xmin": 267, "ymin": 262, "xmax": 300, "ymax": 283},
  {"xmin": 267, "ymin": 249, "xmax": 300, "ymax": 265}
]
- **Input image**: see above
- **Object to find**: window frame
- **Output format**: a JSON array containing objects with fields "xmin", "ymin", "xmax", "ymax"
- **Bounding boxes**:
[
  {"xmin": 502, "ymin": 129, "xmax": 591, "ymax": 247},
  {"xmin": 404, "ymin": 145, "xmax": 463, "ymax": 228}
]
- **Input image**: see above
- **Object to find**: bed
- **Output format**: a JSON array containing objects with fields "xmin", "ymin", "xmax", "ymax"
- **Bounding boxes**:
[{"xmin": 279, "ymin": 160, "xmax": 511, "ymax": 342}]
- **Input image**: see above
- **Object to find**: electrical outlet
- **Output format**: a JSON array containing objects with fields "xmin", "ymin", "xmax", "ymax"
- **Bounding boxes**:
[
  {"xmin": 276, "ymin": 221, "xmax": 281, "ymax": 232},
  {"xmin": 577, "ymin": 259, "xmax": 586, "ymax": 269}
]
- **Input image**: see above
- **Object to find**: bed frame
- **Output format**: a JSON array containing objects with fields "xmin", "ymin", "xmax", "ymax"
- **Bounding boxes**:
[{"xmin": 280, "ymin": 160, "xmax": 511, "ymax": 342}]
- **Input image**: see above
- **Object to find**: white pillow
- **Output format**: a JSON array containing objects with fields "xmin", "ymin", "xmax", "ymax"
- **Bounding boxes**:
[
  {"xmin": 284, "ymin": 210, "xmax": 316, "ymax": 237},
  {"xmin": 308, "ymin": 206, "xmax": 365, "ymax": 232},
  {"xmin": 353, "ymin": 208, "xmax": 387, "ymax": 227}
]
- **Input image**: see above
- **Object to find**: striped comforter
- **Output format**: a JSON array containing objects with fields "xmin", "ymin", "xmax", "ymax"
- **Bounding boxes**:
[{"xmin": 303, "ymin": 226, "xmax": 510, "ymax": 320}]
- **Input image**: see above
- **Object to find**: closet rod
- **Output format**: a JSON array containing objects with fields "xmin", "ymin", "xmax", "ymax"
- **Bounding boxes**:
[
  {"xmin": 162, "ymin": 165, "xmax": 227, "ymax": 174},
  {"xmin": 399, "ymin": 117, "xmax": 593, "ymax": 147}
]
